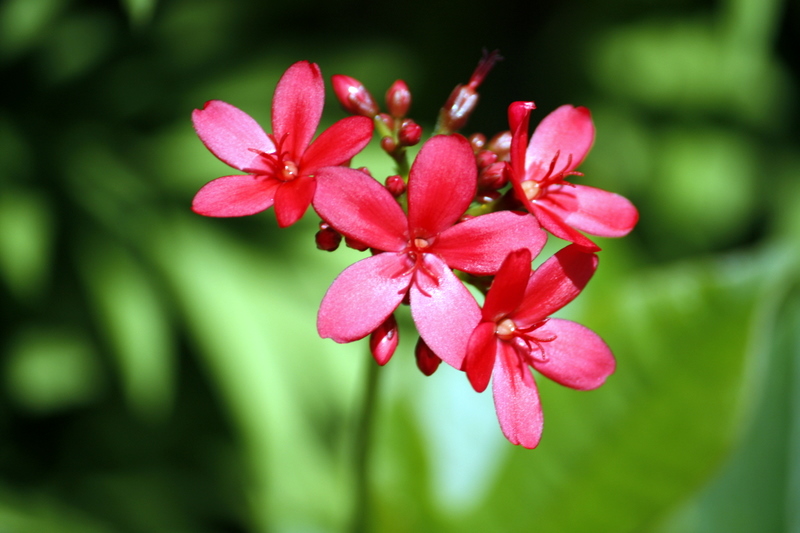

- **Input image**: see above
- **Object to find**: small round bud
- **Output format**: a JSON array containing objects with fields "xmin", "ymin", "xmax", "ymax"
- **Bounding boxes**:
[
  {"xmin": 415, "ymin": 337, "xmax": 441, "ymax": 376},
  {"xmin": 469, "ymin": 133, "xmax": 487, "ymax": 152},
  {"xmin": 398, "ymin": 120, "xmax": 422, "ymax": 146},
  {"xmin": 380, "ymin": 136, "xmax": 397, "ymax": 154},
  {"xmin": 345, "ymin": 235, "xmax": 369, "ymax": 252},
  {"xmin": 331, "ymin": 74, "xmax": 379, "ymax": 117},
  {"xmin": 355, "ymin": 166, "xmax": 372, "ymax": 177},
  {"xmin": 478, "ymin": 161, "xmax": 509, "ymax": 190},
  {"xmin": 315, "ymin": 223, "xmax": 342, "ymax": 251},
  {"xmin": 370, "ymin": 314, "xmax": 399, "ymax": 365},
  {"xmin": 475, "ymin": 149, "xmax": 497, "ymax": 170},
  {"xmin": 476, "ymin": 190, "xmax": 501, "ymax": 204},
  {"xmin": 488, "ymin": 131, "xmax": 512, "ymax": 161},
  {"xmin": 385, "ymin": 175, "xmax": 406, "ymax": 197},
  {"xmin": 386, "ymin": 80, "xmax": 411, "ymax": 118},
  {"xmin": 376, "ymin": 113, "xmax": 394, "ymax": 131}
]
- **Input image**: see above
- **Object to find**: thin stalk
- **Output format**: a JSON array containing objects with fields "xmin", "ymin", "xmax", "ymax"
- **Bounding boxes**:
[{"xmin": 350, "ymin": 355, "xmax": 381, "ymax": 533}]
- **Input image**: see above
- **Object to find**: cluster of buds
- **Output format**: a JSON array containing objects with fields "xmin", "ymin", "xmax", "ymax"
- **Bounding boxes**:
[{"xmin": 190, "ymin": 55, "xmax": 638, "ymax": 448}]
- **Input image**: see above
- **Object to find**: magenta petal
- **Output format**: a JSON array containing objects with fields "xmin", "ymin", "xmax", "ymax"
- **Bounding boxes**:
[
  {"xmin": 525, "ymin": 105, "xmax": 595, "ymax": 180},
  {"xmin": 543, "ymin": 184, "xmax": 639, "ymax": 238},
  {"xmin": 313, "ymin": 167, "xmax": 408, "ymax": 252},
  {"xmin": 409, "ymin": 254, "xmax": 481, "ymax": 370},
  {"xmin": 192, "ymin": 175, "xmax": 279, "ymax": 217},
  {"xmin": 482, "ymin": 249, "xmax": 532, "ymax": 322},
  {"xmin": 192, "ymin": 101, "xmax": 275, "ymax": 171},
  {"xmin": 273, "ymin": 175, "xmax": 316, "ymax": 227},
  {"xmin": 508, "ymin": 102, "xmax": 534, "ymax": 179},
  {"xmin": 302, "ymin": 116, "xmax": 374, "ymax": 171},
  {"xmin": 532, "ymin": 318, "xmax": 615, "ymax": 390},
  {"xmin": 272, "ymin": 61, "xmax": 324, "ymax": 160},
  {"xmin": 492, "ymin": 344, "xmax": 544, "ymax": 448},
  {"xmin": 531, "ymin": 202, "xmax": 600, "ymax": 251},
  {"xmin": 434, "ymin": 211, "xmax": 546, "ymax": 275},
  {"xmin": 407, "ymin": 135, "xmax": 477, "ymax": 236},
  {"xmin": 464, "ymin": 322, "xmax": 499, "ymax": 392},
  {"xmin": 515, "ymin": 244, "xmax": 598, "ymax": 326},
  {"xmin": 317, "ymin": 253, "xmax": 412, "ymax": 343}
]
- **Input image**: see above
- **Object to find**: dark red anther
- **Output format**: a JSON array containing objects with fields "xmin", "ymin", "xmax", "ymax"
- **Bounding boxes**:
[
  {"xmin": 398, "ymin": 120, "xmax": 422, "ymax": 146},
  {"xmin": 415, "ymin": 337, "xmax": 442, "ymax": 376},
  {"xmin": 386, "ymin": 80, "xmax": 411, "ymax": 118},
  {"xmin": 331, "ymin": 74, "xmax": 379, "ymax": 117},
  {"xmin": 385, "ymin": 174, "xmax": 406, "ymax": 197},
  {"xmin": 370, "ymin": 314, "xmax": 399, "ymax": 365}
]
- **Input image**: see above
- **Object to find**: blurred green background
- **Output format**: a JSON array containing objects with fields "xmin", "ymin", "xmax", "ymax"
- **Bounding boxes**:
[{"xmin": 1, "ymin": 0, "xmax": 798, "ymax": 531}]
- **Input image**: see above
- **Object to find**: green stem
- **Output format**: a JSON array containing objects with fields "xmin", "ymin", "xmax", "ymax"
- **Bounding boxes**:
[{"xmin": 351, "ymin": 354, "xmax": 381, "ymax": 533}]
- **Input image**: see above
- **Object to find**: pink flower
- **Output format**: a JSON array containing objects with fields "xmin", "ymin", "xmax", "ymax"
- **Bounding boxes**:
[
  {"xmin": 191, "ymin": 61, "xmax": 374, "ymax": 227},
  {"xmin": 508, "ymin": 102, "xmax": 638, "ymax": 250},
  {"xmin": 463, "ymin": 245, "xmax": 615, "ymax": 448},
  {"xmin": 314, "ymin": 135, "xmax": 546, "ymax": 369}
]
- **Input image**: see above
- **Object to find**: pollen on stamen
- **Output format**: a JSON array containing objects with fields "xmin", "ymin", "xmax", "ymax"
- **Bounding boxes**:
[
  {"xmin": 520, "ymin": 180, "xmax": 541, "ymax": 201},
  {"xmin": 496, "ymin": 318, "xmax": 517, "ymax": 340},
  {"xmin": 413, "ymin": 237, "xmax": 430, "ymax": 249}
]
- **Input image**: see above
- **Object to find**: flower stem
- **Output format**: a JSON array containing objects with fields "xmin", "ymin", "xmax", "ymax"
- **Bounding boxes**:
[{"xmin": 351, "ymin": 354, "xmax": 381, "ymax": 533}]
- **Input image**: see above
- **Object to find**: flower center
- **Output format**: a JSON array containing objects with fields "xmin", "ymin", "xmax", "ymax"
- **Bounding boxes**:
[
  {"xmin": 496, "ymin": 318, "xmax": 517, "ymax": 340},
  {"xmin": 278, "ymin": 160, "xmax": 299, "ymax": 182},
  {"xmin": 413, "ymin": 237, "xmax": 430, "ymax": 250},
  {"xmin": 520, "ymin": 180, "xmax": 541, "ymax": 201}
]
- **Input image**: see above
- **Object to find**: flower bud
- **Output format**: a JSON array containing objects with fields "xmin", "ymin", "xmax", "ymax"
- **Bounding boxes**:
[
  {"xmin": 315, "ymin": 222, "xmax": 341, "ymax": 251},
  {"xmin": 380, "ymin": 136, "xmax": 397, "ymax": 154},
  {"xmin": 436, "ymin": 50, "xmax": 502, "ymax": 134},
  {"xmin": 331, "ymin": 74, "xmax": 379, "ymax": 117},
  {"xmin": 415, "ymin": 337, "xmax": 441, "ymax": 376},
  {"xmin": 475, "ymin": 149, "xmax": 497, "ymax": 170},
  {"xmin": 478, "ymin": 161, "xmax": 508, "ymax": 190},
  {"xmin": 386, "ymin": 80, "xmax": 411, "ymax": 118},
  {"xmin": 370, "ymin": 314, "xmax": 399, "ymax": 365},
  {"xmin": 345, "ymin": 235, "xmax": 369, "ymax": 251},
  {"xmin": 469, "ymin": 133, "xmax": 487, "ymax": 152},
  {"xmin": 487, "ymin": 130, "xmax": 512, "ymax": 161},
  {"xmin": 398, "ymin": 119, "xmax": 422, "ymax": 146},
  {"xmin": 385, "ymin": 174, "xmax": 406, "ymax": 197}
]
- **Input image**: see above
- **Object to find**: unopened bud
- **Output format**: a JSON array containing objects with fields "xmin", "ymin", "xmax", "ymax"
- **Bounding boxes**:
[
  {"xmin": 355, "ymin": 166, "xmax": 372, "ymax": 177},
  {"xmin": 345, "ymin": 235, "xmax": 369, "ymax": 251},
  {"xmin": 376, "ymin": 113, "xmax": 394, "ymax": 131},
  {"xmin": 478, "ymin": 161, "xmax": 508, "ymax": 190},
  {"xmin": 488, "ymin": 131, "xmax": 512, "ymax": 161},
  {"xmin": 436, "ymin": 50, "xmax": 502, "ymax": 134},
  {"xmin": 475, "ymin": 149, "xmax": 497, "ymax": 170},
  {"xmin": 331, "ymin": 74, "xmax": 379, "ymax": 117},
  {"xmin": 469, "ymin": 133, "xmax": 487, "ymax": 152},
  {"xmin": 476, "ymin": 190, "xmax": 501, "ymax": 204},
  {"xmin": 398, "ymin": 120, "xmax": 422, "ymax": 146},
  {"xmin": 386, "ymin": 80, "xmax": 411, "ymax": 118},
  {"xmin": 370, "ymin": 314, "xmax": 399, "ymax": 365},
  {"xmin": 415, "ymin": 337, "xmax": 442, "ymax": 376},
  {"xmin": 385, "ymin": 175, "xmax": 406, "ymax": 197},
  {"xmin": 315, "ymin": 222, "xmax": 342, "ymax": 251},
  {"xmin": 380, "ymin": 136, "xmax": 397, "ymax": 154}
]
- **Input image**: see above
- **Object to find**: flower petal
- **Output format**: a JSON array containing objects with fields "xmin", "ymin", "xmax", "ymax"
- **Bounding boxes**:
[
  {"xmin": 317, "ymin": 253, "xmax": 412, "ymax": 343},
  {"xmin": 409, "ymin": 254, "xmax": 481, "ymax": 370},
  {"xmin": 271, "ymin": 61, "xmax": 324, "ymax": 160},
  {"xmin": 508, "ymin": 101, "xmax": 535, "ymax": 179},
  {"xmin": 464, "ymin": 321, "xmax": 500, "ymax": 392},
  {"xmin": 532, "ymin": 318, "xmax": 615, "ymax": 390},
  {"xmin": 192, "ymin": 175, "xmax": 279, "ymax": 217},
  {"xmin": 531, "ymin": 202, "xmax": 600, "ymax": 251},
  {"xmin": 407, "ymin": 135, "xmax": 476, "ymax": 236},
  {"xmin": 515, "ymin": 244, "xmax": 598, "ymax": 326},
  {"xmin": 481, "ymin": 248, "xmax": 532, "ymax": 322},
  {"xmin": 301, "ymin": 116, "xmax": 374, "ymax": 171},
  {"xmin": 434, "ymin": 211, "xmax": 546, "ymax": 275},
  {"xmin": 542, "ymin": 184, "xmax": 639, "ymax": 238},
  {"xmin": 525, "ymin": 105, "xmax": 594, "ymax": 181},
  {"xmin": 273, "ymin": 175, "xmax": 316, "ymax": 227},
  {"xmin": 492, "ymin": 343, "xmax": 544, "ymax": 448},
  {"xmin": 192, "ymin": 100, "xmax": 275, "ymax": 171},
  {"xmin": 313, "ymin": 167, "xmax": 408, "ymax": 252}
]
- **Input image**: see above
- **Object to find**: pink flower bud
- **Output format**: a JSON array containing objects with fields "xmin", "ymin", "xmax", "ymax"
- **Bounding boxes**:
[
  {"xmin": 386, "ymin": 80, "xmax": 411, "ymax": 118},
  {"xmin": 380, "ymin": 136, "xmax": 397, "ymax": 154},
  {"xmin": 469, "ymin": 133, "xmax": 487, "ymax": 152},
  {"xmin": 369, "ymin": 314, "xmax": 399, "ymax": 365},
  {"xmin": 475, "ymin": 149, "xmax": 497, "ymax": 170},
  {"xmin": 331, "ymin": 74, "xmax": 379, "ymax": 117},
  {"xmin": 315, "ymin": 222, "xmax": 341, "ymax": 251},
  {"xmin": 488, "ymin": 130, "xmax": 512, "ymax": 161},
  {"xmin": 478, "ymin": 161, "xmax": 508, "ymax": 190},
  {"xmin": 398, "ymin": 119, "xmax": 422, "ymax": 146},
  {"xmin": 345, "ymin": 235, "xmax": 369, "ymax": 251},
  {"xmin": 476, "ymin": 190, "xmax": 501, "ymax": 204},
  {"xmin": 376, "ymin": 113, "xmax": 394, "ymax": 130},
  {"xmin": 385, "ymin": 174, "xmax": 406, "ymax": 197},
  {"xmin": 436, "ymin": 50, "xmax": 502, "ymax": 134},
  {"xmin": 415, "ymin": 337, "xmax": 441, "ymax": 376}
]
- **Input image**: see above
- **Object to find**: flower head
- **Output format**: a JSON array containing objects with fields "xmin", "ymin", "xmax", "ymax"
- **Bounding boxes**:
[
  {"xmin": 314, "ymin": 134, "xmax": 546, "ymax": 368},
  {"xmin": 192, "ymin": 61, "xmax": 374, "ymax": 227},
  {"xmin": 463, "ymin": 245, "xmax": 615, "ymax": 448},
  {"xmin": 508, "ymin": 102, "xmax": 639, "ymax": 250}
]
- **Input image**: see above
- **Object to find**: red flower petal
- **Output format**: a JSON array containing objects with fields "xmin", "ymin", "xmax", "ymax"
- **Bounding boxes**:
[
  {"xmin": 301, "ymin": 116, "xmax": 374, "ymax": 171},
  {"xmin": 492, "ymin": 343, "xmax": 544, "ymax": 448},
  {"xmin": 271, "ymin": 61, "xmax": 324, "ymax": 160},
  {"xmin": 192, "ymin": 100, "xmax": 274, "ymax": 171},
  {"xmin": 481, "ymin": 248, "xmax": 532, "ymax": 322},
  {"xmin": 407, "ymin": 135, "xmax": 476, "ymax": 237},
  {"xmin": 313, "ymin": 167, "xmax": 408, "ymax": 252},
  {"xmin": 531, "ymin": 202, "xmax": 600, "ymax": 251},
  {"xmin": 434, "ymin": 211, "xmax": 546, "ymax": 275},
  {"xmin": 542, "ymin": 184, "xmax": 639, "ymax": 238},
  {"xmin": 409, "ymin": 254, "xmax": 481, "ymax": 370},
  {"xmin": 525, "ymin": 105, "xmax": 594, "ymax": 181},
  {"xmin": 273, "ymin": 175, "xmax": 316, "ymax": 227},
  {"xmin": 192, "ymin": 175, "xmax": 279, "ymax": 217},
  {"xmin": 464, "ymin": 321, "xmax": 500, "ymax": 392},
  {"xmin": 531, "ymin": 318, "xmax": 615, "ymax": 390},
  {"xmin": 317, "ymin": 252, "xmax": 412, "ymax": 343},
  {"xmin": 514, "ymin": 244, "xmax": 598, "ymax": 327},
  {"xmin": 508, "ymin": 101, "xmax": 535, "ymax": 179}
]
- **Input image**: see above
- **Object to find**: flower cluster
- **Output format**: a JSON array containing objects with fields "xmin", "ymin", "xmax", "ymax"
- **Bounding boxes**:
[{"xmin": 191, "ymin": 56, "xmax": 638, "ymax": 448}]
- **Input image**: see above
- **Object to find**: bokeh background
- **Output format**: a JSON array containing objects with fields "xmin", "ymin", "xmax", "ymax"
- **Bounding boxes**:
[{"xmin": 1, "ymin": 0, "xmax": 798, "ymax": 531}]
